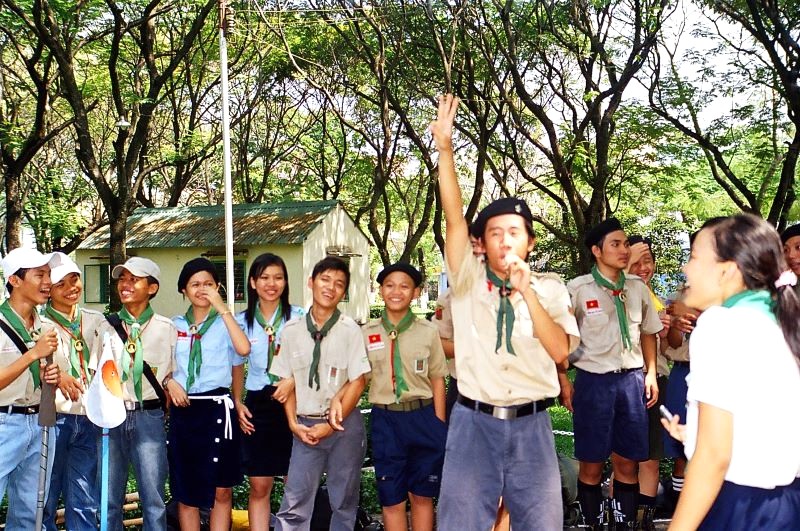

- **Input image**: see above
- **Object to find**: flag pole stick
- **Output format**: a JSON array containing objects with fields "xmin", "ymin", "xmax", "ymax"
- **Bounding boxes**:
[
  {"xmin": 36, "ymin": 356, "xmax": 57, "ymax": 530},
  {"xmin": 100, "ymin": 428, "xmax": 110, "ymax": 531},
  {"xmin": 219, "ymin": 0, "xmax": 235, "ymax": 312}
]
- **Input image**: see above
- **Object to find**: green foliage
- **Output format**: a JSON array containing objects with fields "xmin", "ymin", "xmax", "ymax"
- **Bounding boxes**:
[{"xmin": 24, "ymin": 169, "xmax": 93, "ymax": 251}]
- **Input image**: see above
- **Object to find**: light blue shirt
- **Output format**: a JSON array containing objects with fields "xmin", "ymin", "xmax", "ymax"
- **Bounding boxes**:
[
  {"xmin": 172, "ymin": 313, "xmax": 237, "ymax": 394},
  {"xmin": 233, "ymin": 305, "xmax": 304, "ymax": 390}
]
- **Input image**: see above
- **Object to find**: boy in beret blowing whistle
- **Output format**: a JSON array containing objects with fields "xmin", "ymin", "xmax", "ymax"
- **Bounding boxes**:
[{"xmin": 430, "ymin": 94, "xmax": 580, "ymax": 529}]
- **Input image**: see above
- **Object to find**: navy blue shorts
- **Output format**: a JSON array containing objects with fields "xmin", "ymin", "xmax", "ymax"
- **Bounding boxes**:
[
  {"xmin": 663, "ymin": 363, "xmax": 689, "ymax": 459},
  {"xmin": 700, "ymin": 478, "xmax": 800, "ymax": 530},
  {"xmin": 573, "ymin": 368, "xmax": 648, "ymax": 462},
  {"xmin": 370, "ymin": 404, "xmax": 447, "ymax": 506}
]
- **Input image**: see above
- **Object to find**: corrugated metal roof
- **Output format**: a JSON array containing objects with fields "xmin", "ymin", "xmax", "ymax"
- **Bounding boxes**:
[{"xmin": 78, "ymin": 200, "xmax": 339, "ymax": 250}]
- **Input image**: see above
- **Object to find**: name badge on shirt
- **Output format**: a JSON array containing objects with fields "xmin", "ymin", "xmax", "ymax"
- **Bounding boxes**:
[
  {"xmin": 367, "ymin": 334, "xmax": 385, "ymax": 351},
  {"xmin": 327, "ymin": 366, "xmax": 343, "ymax": 386},
  {"xmin": 585, "ymin": 299, "xmax": 603, "ymax": 316},
  {"xmin": 414, "ymin": 359, "xmax": 426, "ymax": 373}
]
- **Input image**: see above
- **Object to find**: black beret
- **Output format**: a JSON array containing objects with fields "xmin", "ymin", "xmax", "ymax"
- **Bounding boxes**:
[
  {"xmin": 178, "ymin": 257, "xmax": 219, "ymax": 292},
  {"xmin": 471, "ymin": 197, "xmax": 534, "ymax": 239},
  {"xmin": 584, "ymin": 217, "xmax": 624, "ymax": 249},
  {"xmin": 376, "ymin": 262, "xmax": 423, "ymax": 287},
  {"xmin": 781, "ymin": 224, "xmax": 800, "ymax": 244}
]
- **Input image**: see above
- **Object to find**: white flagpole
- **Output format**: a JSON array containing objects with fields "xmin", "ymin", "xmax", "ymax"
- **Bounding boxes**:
[{"xmin": 219, "ymin": 0, "xmax": 235, "ymax": 311}]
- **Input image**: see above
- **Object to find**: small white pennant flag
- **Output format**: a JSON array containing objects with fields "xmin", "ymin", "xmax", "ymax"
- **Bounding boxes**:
[{"xmin": 86, "ymin": 332, "xmax": 126, "ymax": 429}]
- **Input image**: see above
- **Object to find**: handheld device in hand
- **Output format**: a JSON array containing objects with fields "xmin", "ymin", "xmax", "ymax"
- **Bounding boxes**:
[{"xmin": 659, "ymin": 405, "xmax": 674, "ymax": 423}]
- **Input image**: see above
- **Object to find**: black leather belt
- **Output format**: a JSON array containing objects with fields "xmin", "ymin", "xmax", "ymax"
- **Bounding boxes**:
[
  {"xmin": 2, "ymin": 404, "xmax": 39, "ymax": 415},
  {"xmin": 299, "ymin": 413, "xmax": 328, "ymax": 420},
  {"xmin": 672, "ymin": 361, "xmax": 690, "ymax": 368},
  {"xmin": 123, "ymin": 399, "xmax": 162, "ymax": 411},
  {"xmin": 373, "ymin": 398, "xmax": 433, "ymax": 412},
  {"xmin": 458, "ymin": 395, "xmax": 554, "ymax": 420}
]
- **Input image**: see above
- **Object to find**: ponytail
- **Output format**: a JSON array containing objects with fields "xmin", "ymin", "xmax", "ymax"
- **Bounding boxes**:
[{"xmin": 775, "ymin": 282, "xmax": 800, "ymax": 362}]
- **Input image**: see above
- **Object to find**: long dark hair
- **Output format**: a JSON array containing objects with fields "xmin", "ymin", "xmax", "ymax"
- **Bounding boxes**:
[
  {"xmin": 245, "ymin": 253, "xmax": 291, "ymax": 331},
  {"xmin": 703, "ymin": 213, "xmax": 800, "ymax": 360}
]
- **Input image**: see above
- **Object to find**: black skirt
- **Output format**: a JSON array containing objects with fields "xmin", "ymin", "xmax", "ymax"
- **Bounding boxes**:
[
  {"xmin": 240, "ymin": 385, "xmax": 293, "ymax": 477},
  {"xmin": 168, "ymin": 387, "xmax": 242, "ymax": 509}
]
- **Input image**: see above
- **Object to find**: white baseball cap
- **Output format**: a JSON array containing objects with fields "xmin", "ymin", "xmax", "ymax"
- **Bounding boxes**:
[
  {"xmin": 111, "ymin": 257, "xmax": 161, "ymax": 283},
  {"xmin": 49, "ymin": 252, "xmax": 82, "ymax": 284},
  {"xmin": 1, "ymin": 247, "xmax": 59, "ymax": 282}
]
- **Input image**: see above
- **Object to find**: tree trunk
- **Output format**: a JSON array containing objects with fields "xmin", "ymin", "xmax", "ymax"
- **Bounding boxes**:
[
  {"xmin": 4, "ymin": 167, "xmax": 23, "ymax": 250},
  {"xmin": 108, "ymin": 213, "xmax": 128, "ymax": 312}
]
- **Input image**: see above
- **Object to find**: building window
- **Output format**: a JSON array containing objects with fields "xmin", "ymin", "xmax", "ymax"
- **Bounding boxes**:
[
  {"xmin": 211, "ymin": 260, "xmax": 246, "ymax": 302},
  {"xmin": 84, "ymin": 264, "xmax": 110, "ymax": 304}
]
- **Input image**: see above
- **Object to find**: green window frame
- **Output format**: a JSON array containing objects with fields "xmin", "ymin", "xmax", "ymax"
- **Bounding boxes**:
[
  {"xmin": 211, "ymin": 260, "xmax": 247, "ymax": 302},
  {"xmin": 84, "ymin": 264, "xmax": 110, "ymax": 304}
]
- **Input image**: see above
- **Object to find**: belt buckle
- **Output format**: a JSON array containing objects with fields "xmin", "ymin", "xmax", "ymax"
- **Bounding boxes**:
[
  {"xmin": 25, "ymin": 406, "xmax": 36, "ymax": 415},
  {"xmin": 492, "ymin": 405, "xmax": 516, "ymax": 421},
  {"xmin": 124, "ymin": 401, "xmax": 136, "ymax": 411}
]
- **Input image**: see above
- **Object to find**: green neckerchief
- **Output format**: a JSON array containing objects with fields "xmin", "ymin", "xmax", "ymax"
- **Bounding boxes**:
[
  {"xmin": 591, "ymin": 265, "xmax": 632, "ymax": 351},
  {"xmin": 255, "ymin": 302, "xmax": 283, "ymax": 380},
  {"xmin": 45, "ymin": 302, "xmax": 89, "ymax": 383},
  {"xmin": 381, "ymin": 309, "xmax": 416, "ymax": 402},
  {"xmin": 0, "ymin": 300, "xmax": 41, "ymax": 388},
  {"xmin": 305, "ymin": 309, "xmax": 341, "ymax": 390},
  {"xmin": 184, "ymin": 306, "xmax": 219, "ymax": 391},
  {"xmin": 485, "ymin": 264, "xmax": 516, "ymax": 355},
  {"xmin": 722, "ymin": 290, "xmax": 776, "ymax": 322},
  {"xmin": 118, "ymin": 305, "xmax": 155, "ymax": 402}
]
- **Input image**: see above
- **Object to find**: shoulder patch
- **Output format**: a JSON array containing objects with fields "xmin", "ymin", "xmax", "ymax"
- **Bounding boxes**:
[
  {"xmin": 531, "ymin": 271, "xmax": 564, "ymax": 283},
  {"xmin": 152, "ymin": 313, "xmax": 175, "ymax": 325},
  {"xmin": 361, "ymin": 318, "xmax": 382, "ymax": 330},
  {"xmin": 566, "ymin": 274, "xmax": 594, "ymax": 289},
  {"xmin": 414, "ymin": 319, "xmax": 438, "ymax": 332}
]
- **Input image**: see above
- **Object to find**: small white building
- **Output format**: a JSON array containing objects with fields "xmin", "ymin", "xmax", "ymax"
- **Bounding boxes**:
[{"xmin": 75, "ymin": 201, "xmax": 370, "ymax": 322}]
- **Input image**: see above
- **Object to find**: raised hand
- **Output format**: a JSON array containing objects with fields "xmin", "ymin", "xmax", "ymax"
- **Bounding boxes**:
[{"xmin": 429, "ymin": 94, "xmax": 460, "ymax": 152}]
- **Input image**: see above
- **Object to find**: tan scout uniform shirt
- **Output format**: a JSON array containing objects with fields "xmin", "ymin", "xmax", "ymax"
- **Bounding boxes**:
[
  {"xmin": 567, "ymin": 273, "xmax": 663, "ymax": 373},
  {"xmin": 271, "ymin": 313, "xmax": 371, "ymax": 417},
  {"xmin": 0, "ymin": 310, "xmax": 58, "ymax": 407},
  {"xmin": 91, "ymin": 313, "xmax": 177, "ymax": 403},
  {"xmin": 663, "ymin": 289, "xmax": 690, "ymax": 363},
  {"xmin": 432, "ymin": 291, "xmax": 456, "ymax": 377},
  {"xmin": 362, "ymin": 317, "xmax": 448, "ymax": 405},
  {"xmin": 447, "ymin": 241, "xmax": 580, "ymax": 406},
  {"xmin": 52, "ymin": 307, "xmax": 105, "ymax": 415},
  {"xmin": 655, "ymin": 352, "xmax": 670, "ymax": 377}
]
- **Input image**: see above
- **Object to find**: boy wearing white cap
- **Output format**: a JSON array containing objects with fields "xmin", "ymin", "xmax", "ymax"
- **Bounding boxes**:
[
  {"xmin": 91, "ymin": 256, "xmax": 177, "ymax": 530},
  {"xmin": 43, "ymin": 253, "xmax": 106, "ymax": 531},
  {"xmin": 0, "ymin": 247, "xmax": 61, "ymax": 530}
]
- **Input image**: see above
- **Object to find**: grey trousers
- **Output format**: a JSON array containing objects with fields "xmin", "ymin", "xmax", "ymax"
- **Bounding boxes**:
[
  {"xmin": 438, "ymin": 402, "xmax": 563, "ymax": 530},
  {"xmin": 274, "ymin": 411, "xmax": 366, "ymax": 531}
]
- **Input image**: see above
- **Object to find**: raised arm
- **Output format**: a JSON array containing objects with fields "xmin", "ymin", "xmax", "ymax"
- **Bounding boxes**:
[{"xmin": 430, "ymin": 94, "xmax": 469, "ymax": 274}]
